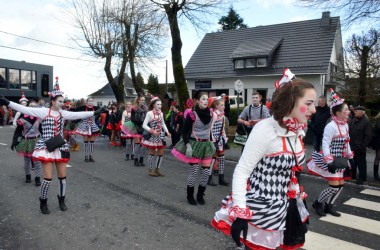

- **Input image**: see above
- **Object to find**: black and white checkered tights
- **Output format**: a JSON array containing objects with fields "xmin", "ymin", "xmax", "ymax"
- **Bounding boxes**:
[
  {"xmin": 187, "ymin": 164, "xmax": 210, "ymax": 187},
  {"xmin": 134, "ymin": 143, "xmax": 141, "ymax": 158},
  {"xmin": 317, "ymin": 185, "xmax": 341, "ymax": 204},
  {"xmin": 125, "ymin": 139, "xmax": 133, "ymax": 154},
  {"xmin": 148, "ymin": 154, "xmax": 155, "ymax": 169},
  {"xmin": 40, "ymin": 178, "xmax": 52, "ymax": 199},
  {"xmin": 33, "ymin": 161, "xmax": 41, "ymax": 178},
  {"xmin": 218, "ymin": 155, "xmax": 225, "ymax": 174}
]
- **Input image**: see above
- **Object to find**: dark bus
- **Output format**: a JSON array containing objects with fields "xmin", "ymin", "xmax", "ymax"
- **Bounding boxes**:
[{"xmin": 0, "ymin": 58, "xmax": 53, "ymax": 102}]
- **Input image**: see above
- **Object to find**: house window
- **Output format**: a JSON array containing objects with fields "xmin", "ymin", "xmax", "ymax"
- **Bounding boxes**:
[
  {"xmin": 0, "ymin": 68, "xmax": 6, "ymax": 88},
  {"xmin": 9, "ymin": 69, "xmax": 20, "ymax": 89},
  {"xmin": 32, "ymin": 71, "xmax": 37, "ymax": 90},
  {"xmin": 21, "ymin": 70, "xmax": 32, "ymax": 90},
  {"xmin": 234, "ymin": 60, "xmax": 244, "ymax": 69},
  {"xmin": 257, "ymin": 58, "xmax": 267, "ymax": 67},
  {"xmin": 245, "ymin": 59, "xmax": 256, "ymax": 68}
]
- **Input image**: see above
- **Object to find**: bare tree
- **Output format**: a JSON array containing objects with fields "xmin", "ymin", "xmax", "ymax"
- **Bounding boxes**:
[
  {"xmin": 66, "ymin": 0, "xmax": 166, "ymax": 104},
  {"xmin": 150, "ymin": 0, "xmax": 228, "ymax": 108},
  {"xmin": 297, "ymin": 0, "xmax": 380, "ymax": 28},
  {"xmin": 341, "ymin": 29, "xmax": 380, "ymax": 104}
]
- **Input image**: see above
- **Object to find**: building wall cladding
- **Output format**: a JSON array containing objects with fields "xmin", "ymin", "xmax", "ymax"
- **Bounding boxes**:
[{"xmin": 0, "ymin": 58, "xmax": 53, "ymax": 102}]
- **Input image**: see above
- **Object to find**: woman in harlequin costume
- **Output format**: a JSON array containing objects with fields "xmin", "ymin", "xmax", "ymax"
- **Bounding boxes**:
[
  {"xmin": 141, "ymin": 97, "xmax": 171, "ymax": 177},
  {"xmin": 211, "ymin": 70, "xmax": 316, "ymax": 250},
  {"xmin": 107, "ymin": 103, "xmax": 122, "ymax": 146},
  {"xmin": 0, "ymin": 77, "xmax": 101, "ymax": 215},
  {"xmin": 127, "ymin": 93, "xmax": 148, "ymax": 166},
  {"xmin": 11, "ymin": 97, "xmax": 42, "ymax": 186},
  {"xmin": 207, "ymin": 97, "xmax": 229, "ymax": 186},
  {"xmin": 307, "ymin": 89, "xmax": 353, "ymax": 217},
  {"xmin": 172, "ymin": 91, "xmax": 216, "ymax": 206},
  {"xmin": 12, "ymin": 92, "xmax": 28, "ymax": 127},
  {"xmin": 120, "ymin": 101, "xmax": 134, "ymax": 160},
  {"xmin": 72, "ymin": 98, "xmax": 102, "ymax": 162}
]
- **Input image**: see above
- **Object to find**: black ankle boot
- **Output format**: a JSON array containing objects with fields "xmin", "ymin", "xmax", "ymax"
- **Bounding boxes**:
[
  {"xmin": 219, "ymin": 174, "xmax": 229, "ymax": 186},
  {"xmin": 374, "ymin": 164, "xmax": 379, "ymax": 180},
  {"xmin": 25, "ymin": 175, "xmax": 32, "ymax": 183},
  {"xmin": 139, "ymin": 157, "xmax": 145, "ymax": 166},
  {"xmin": 57, "ymin": 195, "xmax": 67, "ymax": 211},
  {"xmin": 196, "ymin": 185, "xmax": 206, "ymax": 205},
  {"xmin": 85, "ymin": 156, "xmax": 89, "ymax": 162},
  {"xmin": 187, "ymin": 186, "xmax": 197, "ymax": 205},
  {"xmin": 131, "ymin": 154, "xmax": 134, "ymax": 160},
  {"xmin": 89, "ymin": 155, "xmax": 95, "ymax": 162},
  {"xmin": 125, "ymin": 154, "xmax": 130, "ymax": 161},
  {"xmin": 312, "ymin": 200, "xmax": 326, "ymax": 216},
  {"xmin": 134, "ymin": 158, "xmax": 141, "ymax": 166},
  {"xmin": 324, "ymin": 203, "xmax": 341, "ymax": 217},
  {"xmin": 207, "ymin": 175, "xmax": 217, "ymax": 186},
  {"xmin": 35, "ymin": 177, "xmax": 41, "ymax": 186},
  {"xmin": 39, "ymin": 198, "xmax": 50, "ymax": 214}
]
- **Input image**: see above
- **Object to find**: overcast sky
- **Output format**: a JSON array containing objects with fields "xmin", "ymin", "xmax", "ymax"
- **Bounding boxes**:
[{"xmin": 0, "ymin": 0, "xmax": 371, "ymax": 99}]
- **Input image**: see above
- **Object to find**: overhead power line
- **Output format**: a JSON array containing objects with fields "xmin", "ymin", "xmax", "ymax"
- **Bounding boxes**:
[
  {"xmin": 0, "ymin": 30, "xmax": 81, "ymax": 51},
  {"xmin": 0, "ymin": 45, "xmax": 102, "ymax": 63}
]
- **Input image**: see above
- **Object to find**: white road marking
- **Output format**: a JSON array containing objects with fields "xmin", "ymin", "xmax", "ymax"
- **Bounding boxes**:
[
  {"xmin": 361, "ymin": 189, "xmax": 380, "ymax": 197},
  {"xmin": 319, "ymin": 212, "xmax": 380, "ymax": 236},
  {"xmin": 304, "ymin": 231, "xmax": 373, "ymax": 250},
  {"xmin": 0, "ymin": 143, "xmax": 7, "ymax": 145},
  {"xmin": 344, "ymin": 198, "xmax": 380, "ymax": 212}
]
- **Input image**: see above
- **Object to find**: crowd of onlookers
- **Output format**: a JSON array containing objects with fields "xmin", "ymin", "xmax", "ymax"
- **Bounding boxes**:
[{"xmin": 309, "ymin": 96, "xmax": 380, "ymax": 183}]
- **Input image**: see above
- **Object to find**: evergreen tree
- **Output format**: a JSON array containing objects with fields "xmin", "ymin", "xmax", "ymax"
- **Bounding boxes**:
[
  {"xmin": 218, "ymin": 7, "xmax": 248, "ymax": 31},
  {"xmin": 147, "ymin": 74, "xmax": 160, "ymax": 95},
  {"xmin": 136, "ymin": 72, "xmax": 145, "ymax": 91}
]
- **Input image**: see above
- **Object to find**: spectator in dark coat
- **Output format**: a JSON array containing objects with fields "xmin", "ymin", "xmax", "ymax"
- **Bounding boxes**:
[
  {"xmin": 372, "ymin": 112, "xmax": 380, "ymax": 180},
  {"xmin": 310, "ymin": 96, "xmax": 331, "ymax": 151},
  {"xmin": 348, "ymin": 106, "xmax": 373, "ymax": 184},
  {"xmin": 172, "ymin": 105, "xmax": 183, "ymax": 147}
]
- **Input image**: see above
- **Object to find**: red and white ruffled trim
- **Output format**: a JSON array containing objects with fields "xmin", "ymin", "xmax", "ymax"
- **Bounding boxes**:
[
  {"xmin": 228, "ymin": 206, "xmax": 253, "ymax": 222},
  {"xmin": 323, "ymin": 154, "xmax": 334, "ymax": 164}
]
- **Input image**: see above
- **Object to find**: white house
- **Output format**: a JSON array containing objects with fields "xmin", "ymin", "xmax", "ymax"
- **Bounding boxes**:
[{"xmin": 184, "ymin": 12, "xmax": 344, "ymax": 105}]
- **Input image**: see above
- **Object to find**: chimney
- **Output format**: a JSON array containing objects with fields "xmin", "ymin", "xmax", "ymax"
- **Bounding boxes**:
[{"xmin": 321, "ymin": 11, "xmax": 331, "ymax": 29}]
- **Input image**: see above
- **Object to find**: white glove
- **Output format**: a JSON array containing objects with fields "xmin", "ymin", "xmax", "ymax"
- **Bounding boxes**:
[{"xmin": 185, "ymin": 143, "xmax": 193, "ymax": 158}]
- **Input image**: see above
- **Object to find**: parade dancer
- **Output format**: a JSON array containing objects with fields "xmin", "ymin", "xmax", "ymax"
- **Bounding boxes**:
[
  {"xmin": 11, "ymin": 98, "xmax": 42, "ymax": 186},
  {"xmin": 172, "ymin": 91, "xmax": 216, "ymax": 206},
  {"xmin": 107, "ymin": 104, "xmax": 122, "ymax": 146},
  {"xmin": 0, "ymin": 77, "xmax": 102, "ymax": 215},
  {"xmin": 208, "ymin": 97, "xmax": 229, "ymax": 186},
  {"xmin": 120, "ymin": 101, "xmax": 134, "ymax": 161},
  {"xmin": 141, "ymin": 97, "xmax": 171, "ymax": 177},
  {"xmin": 129, "ymin": 94, "xmax": 147, "ymax": 166},
  {"xmin": 211, "ymin": 71, "xmax": 315, "ymax": 249},
  {"xmin": 12, "ymin": 93, "xmax": 28, "ymax": 127},
  {"xmin": 307, "ymin": 89, "xmax": 353, "ymax": 217},
  {"xmin": 73, "ymin": 98, "xmax": 102, "ymax": 162}
]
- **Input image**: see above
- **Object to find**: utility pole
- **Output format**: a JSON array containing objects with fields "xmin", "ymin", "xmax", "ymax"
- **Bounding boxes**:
[{"xmin": 165, "ymin": 60, "xmax": 168, "ymax": 93}]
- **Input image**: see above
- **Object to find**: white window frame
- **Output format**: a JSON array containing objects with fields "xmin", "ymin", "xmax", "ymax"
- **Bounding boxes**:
[
  {"xmin": 257, "ymin": 58, "xmax": 267, "ymax": 67},
  {"xmin": 245, "ymin": 58, "xmax": 256, "ymax": 68},
  {"xmin": 234, "ymin": 59, "xmax": 244, "ymax": 69}
]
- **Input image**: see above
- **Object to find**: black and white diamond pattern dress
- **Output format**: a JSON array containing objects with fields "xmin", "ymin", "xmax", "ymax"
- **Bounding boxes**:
[
  {"xmin": 212, "ymin": 117, "xmax": 307, "ymax": 249},
  {"xmin": 8, "ymin": 102, "xmax": 94, "ymax": 163},
  {"xmin": 307, "ymin": 121, "xmax": 352, "ymax": 181},
  {"xmin": 74, "ymin": 106, "xmax": 100, "ymax": 136},
  {"xmin": 141, "ymin": 110, "xmax": 168, "ymax": 149},
  {"xmin": 211, "ymin": 111, "xmax": 227, "ymax": 151}
]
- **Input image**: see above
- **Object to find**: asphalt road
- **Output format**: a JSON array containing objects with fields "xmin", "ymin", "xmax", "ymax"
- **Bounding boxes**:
[{"xmin": 0, "ymin": 126, "xmax": 379, "ymax": 250}]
